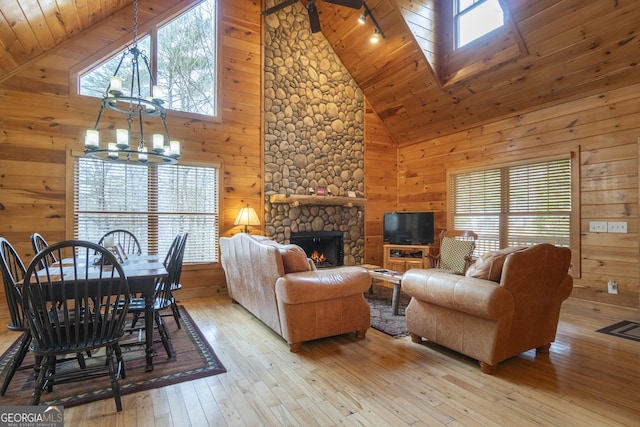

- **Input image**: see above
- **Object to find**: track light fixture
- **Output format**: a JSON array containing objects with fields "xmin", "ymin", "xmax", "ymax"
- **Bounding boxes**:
[
  {"xmin": 361, "ymin": 1, "xmax": 385, "ymax": 42},
  {"xmin": 358, "ymin": 10, "xmax": 368, "ymax": 24},
  {"xmin": 370, "ymin": 28, "xmax": 381, "ymax": 43}
]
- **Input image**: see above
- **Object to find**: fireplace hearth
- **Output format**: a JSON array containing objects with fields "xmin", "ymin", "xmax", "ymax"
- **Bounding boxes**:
[{"xmin": 290, "ymin": 231, "xmax": 344, "ymax": 268}]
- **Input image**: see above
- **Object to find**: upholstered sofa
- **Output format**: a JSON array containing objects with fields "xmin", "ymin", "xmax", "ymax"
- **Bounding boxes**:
[
  {"xmin": 402, "ymin": 243, "xmax": 573, "ymax": 374},
  {"xmin": 219, "ymin": 233, "xmax": 371, "ymax": 352}
]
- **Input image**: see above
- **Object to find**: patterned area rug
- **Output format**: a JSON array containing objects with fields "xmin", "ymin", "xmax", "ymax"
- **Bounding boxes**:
[
  {"xmin": 597, "ymin": 320, "xmax": 640, "ymax": 343},
  {"xmin": 365, "ymin": 283, "xmax": 411, "ymax": 338},
  {"xmin": 0, "ymin": 306, "xmax": 226, "ymax": 408}
]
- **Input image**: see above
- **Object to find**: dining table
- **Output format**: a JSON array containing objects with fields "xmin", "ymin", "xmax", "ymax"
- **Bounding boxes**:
[{"xmin": 46, "ymin": 254, "xmax": 167, "ymax": 372}]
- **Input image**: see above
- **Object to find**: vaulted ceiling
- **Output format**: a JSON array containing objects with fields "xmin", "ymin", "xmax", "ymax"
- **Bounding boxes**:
[{"xmin": 2, "ymin": 0, "xmax": 639, "ymax": 145}]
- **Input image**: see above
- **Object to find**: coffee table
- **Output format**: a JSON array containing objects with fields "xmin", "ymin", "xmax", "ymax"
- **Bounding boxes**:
[{"xmin": 368, "ymin": 269, "xmax": 404, "ymax": 315}]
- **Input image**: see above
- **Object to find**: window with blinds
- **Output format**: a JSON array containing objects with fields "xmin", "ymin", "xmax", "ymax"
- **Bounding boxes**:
[
  {"xmin": 449, "ymin": 158, "xmax": 572, "ymax": 257},
  {"xmin": 74, "ymin": 157, "xmax": 219, "ymax": 263}
]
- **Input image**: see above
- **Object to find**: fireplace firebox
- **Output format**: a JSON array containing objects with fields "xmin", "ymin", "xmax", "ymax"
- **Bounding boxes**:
[{"xmin": 290, "ymin": 231, "xmax": 344, "ymax": 268}]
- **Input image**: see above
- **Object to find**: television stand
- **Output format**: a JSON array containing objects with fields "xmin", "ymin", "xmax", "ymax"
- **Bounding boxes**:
[{"xmin": 383, "ymin": 244, "xmax": 431, "ymax": 273}]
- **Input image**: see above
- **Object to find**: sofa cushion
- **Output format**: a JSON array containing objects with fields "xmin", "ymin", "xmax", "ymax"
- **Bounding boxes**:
[
  {"xmin": 466, "ymin": 246, "xmax": 526, "ymax": 282},
  {"xmin": 439, "ymin": 237, "xmax": 475, "ymax": 274}
]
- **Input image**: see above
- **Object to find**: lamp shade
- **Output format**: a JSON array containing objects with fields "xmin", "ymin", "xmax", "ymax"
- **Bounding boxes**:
[{"xmin": 234, "ymin": 206, "xmax": 260, "ymax": 233}]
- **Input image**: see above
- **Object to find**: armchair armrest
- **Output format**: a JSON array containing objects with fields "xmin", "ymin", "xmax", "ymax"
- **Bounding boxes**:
[
  {"xmin": 402, "ymin": 269, "xmax": 515, "ymax": 320},
  {"xmin": 276, "ymin": 266, "xmax": 370, "ymax": 305}
]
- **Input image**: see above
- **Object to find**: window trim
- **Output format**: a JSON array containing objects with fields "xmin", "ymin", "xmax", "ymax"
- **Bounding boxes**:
[
  {"xmin": 66, "ymin": 150, "xmax": 223, "ymax": 266},
  {"xmin": 446, "ymin": 151, "xmax": 581, "ymax": 277},
  {"xmin": 69, "ymin": 0, "xmax": 221, "ymax": 123}
]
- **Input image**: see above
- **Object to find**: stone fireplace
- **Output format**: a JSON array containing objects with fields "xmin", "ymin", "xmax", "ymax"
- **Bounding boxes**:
[
  {"xmin": 262, "ymin": 2, "xmax": 366, "ymax": 265},
  {"xmin": 290, "ymin": 231, "xmax": 344, "ymax": 268}
]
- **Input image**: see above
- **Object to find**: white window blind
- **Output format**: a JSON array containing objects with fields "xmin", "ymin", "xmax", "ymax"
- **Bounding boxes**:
[
  {"xmin": 74, "ymin": 157, "xmax": 219, "ymax": 263},
  {"xmin": 449, "ymin": 158, "xmax": 571, "ymax": 256}
]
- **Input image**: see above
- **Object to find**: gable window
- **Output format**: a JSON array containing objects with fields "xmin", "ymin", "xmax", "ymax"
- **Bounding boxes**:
[
  {"xmin": 455, "ymin": 0, "xmax": 504, "ymax": 48},
  {"xmin": 73, "ymin": 157, "xmax": 220, "ymax": 263},
  {"xmin": 448, "ymin": 157, "xmax": 575, "ymax": 268},
  {"xmin": 79, "ymin": 0, "xmax": 217, "ymax": 117}
]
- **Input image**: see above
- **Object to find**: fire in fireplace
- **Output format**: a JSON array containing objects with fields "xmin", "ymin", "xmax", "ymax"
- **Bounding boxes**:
[{"xmin": 290, "ymin": 231, "xmax": 344, "ymax": 268}]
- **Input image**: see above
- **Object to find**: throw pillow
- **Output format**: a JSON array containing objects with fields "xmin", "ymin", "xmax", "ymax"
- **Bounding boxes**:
[
  {"xmin": 278, "ymin": 244, "xmax": 311, "ymax": 273},
  {"xmin": 258, "ymin": 239, "xmax": 311, "ymax": 273},
  {"xmin": 439, "ymin": 237, "xmax": 475, "ymax": 274},
  {"xmin": 466, "ymin": 246, "xmax": 526, "ymax": 282}
]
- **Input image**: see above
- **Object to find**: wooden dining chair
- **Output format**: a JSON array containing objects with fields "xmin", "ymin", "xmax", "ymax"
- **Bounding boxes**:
[
  {"xmin": 22, "ymin": 240, "xmax": 131, "ymax": 412},
  {"xmin": 124, "ymin": 235, "xmax": 186, "ymax": 357},
  {"xmin": 98, "ymin": 229, "xmax": 142, "ymax": 256},
  {"xmin": 0, "ymin": 237, "xmax": 32, "ymax": 396},
  {"xmin": 163, "ymin": 233, "xmax": 188, "ymax": 329},
  {"xmin": 30, "ymin": 232, "xmax": 57, "ymax": 270}
]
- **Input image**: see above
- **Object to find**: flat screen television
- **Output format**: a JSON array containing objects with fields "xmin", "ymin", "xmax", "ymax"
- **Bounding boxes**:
[{"xmin": 383, "ymin": 212, "xmax": 435, "ymax": 245}]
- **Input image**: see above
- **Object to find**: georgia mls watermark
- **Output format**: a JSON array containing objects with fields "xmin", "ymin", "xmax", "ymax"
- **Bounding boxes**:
[{"xmin": 0, "ymin": 406, "xmax": 63, "ymax": 427}]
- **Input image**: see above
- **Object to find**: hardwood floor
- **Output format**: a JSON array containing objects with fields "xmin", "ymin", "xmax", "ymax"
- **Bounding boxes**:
[{"xmin": 1, "ymin": 296, "xmax": 638, "ymax": 426}]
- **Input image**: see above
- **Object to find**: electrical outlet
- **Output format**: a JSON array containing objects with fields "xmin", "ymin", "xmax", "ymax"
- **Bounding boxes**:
[
  {"xmin": 589, "ymin": 221, "xmax": 607, "ymax": 232},
  {"xmin": 607, "ymin": 280, "xmax": 618, "ymax": 294},
  {"xmin": 607, "ymin": 221, "xmax": 627, "ymax": 233}
]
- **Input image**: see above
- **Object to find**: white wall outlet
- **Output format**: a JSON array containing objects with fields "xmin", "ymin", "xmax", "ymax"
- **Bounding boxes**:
[
  {"xmin": 589, "ymin": 221, "xmax": 607, "ymax": 232},
  {"xmin": 607, "ymin": 221, "xmax": 627, "ymax": 233},
  {"xmin": 607, "ymin": 280, "xmax": 618, "ymax": 294}
]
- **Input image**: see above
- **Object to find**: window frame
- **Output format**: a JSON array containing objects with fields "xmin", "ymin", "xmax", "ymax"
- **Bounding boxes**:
[
  {"xmin": 67, "ymin": 150, "xmax": 222, "ymax": 266},
  {"xmin": 438, "ymin": 0, "xmax": 526, "ymax": 86},
  {"xmin": 71, "ymin": 0, "xmax": 220, "ymax": 122},
  {"xmin": 447, "ymin": 152, "xmax": 581, "ymax": 277}
]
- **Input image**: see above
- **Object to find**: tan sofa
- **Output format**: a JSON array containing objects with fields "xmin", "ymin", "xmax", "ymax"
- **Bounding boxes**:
[
  {"xmin": 219, "ymin": 233, "xmax": 371, "ymax": 352},
  {"xmin": 402, "ymin": 243, "xmax": 573, "ymax": 374}
]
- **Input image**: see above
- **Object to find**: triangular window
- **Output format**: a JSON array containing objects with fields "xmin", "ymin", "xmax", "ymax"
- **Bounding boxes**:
[{"xmin": 79, "ymin": 0, "xmax": 217, "ymax": 117}]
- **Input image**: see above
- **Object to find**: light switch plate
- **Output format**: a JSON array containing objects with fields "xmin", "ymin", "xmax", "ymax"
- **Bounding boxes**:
[
  {"xmin": 607, "ymin": 222, "xmax": 627, "ymax": 233},
  {"xmin": 589, "ymin": 221, "xmax": 607, "ymax": 232}
]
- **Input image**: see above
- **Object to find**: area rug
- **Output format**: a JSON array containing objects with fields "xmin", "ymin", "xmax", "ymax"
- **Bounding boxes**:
[
  {"xmin": 597, "ymin": 320, "xmax": 640, "ymax": 343},
  {"xmin": 365, "ymin": 284, "xmax": 411, "ymax": 338},
  {"xmin": 0, "ymin": 306, "xmax": 226, "ymax": 408}
]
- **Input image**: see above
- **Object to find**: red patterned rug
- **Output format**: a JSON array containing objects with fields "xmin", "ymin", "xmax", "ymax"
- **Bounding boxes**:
[
  {"xmin": 365, "ymin": 284, "xmax": 411, "ymax": 338},
  {"xmin": 0, "ymin": 307, "xmax": 226, "ymax": 408}
]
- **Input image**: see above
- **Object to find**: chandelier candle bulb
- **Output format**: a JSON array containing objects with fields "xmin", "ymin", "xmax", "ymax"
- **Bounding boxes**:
[
  {"xmin": 116, "ymin": 129, "xmax": 129, "ymax": 149},
  {"xmin": 107, "ymin": 143, "xmax": 119, "ymax": 159},
  {"xmin": 170, "ymin": 141, "xmax": 180, "ymax": 157},
  {"xmin": 109, "ymin": 76, "xmax": 123, "ymax": 95},
  {"xmin": 152, "ymin": 134, "xmax": 164, "ymax": 152},
  {"xmin": 85, "ymin": 130, "xmax": 100, "ymax": 149},
  {"xmin": 138, "ymin": 147, "xmax": 148, "ymax": 163},
  {"xmin": 152, "ymin": 85, "xmax": 163, "ymax": 100}
]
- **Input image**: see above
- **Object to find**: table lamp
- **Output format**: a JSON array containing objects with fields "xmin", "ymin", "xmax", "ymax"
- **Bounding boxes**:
[{"xmin": 234, "ymin": 205, "xmax": 260, "ymax": 234}]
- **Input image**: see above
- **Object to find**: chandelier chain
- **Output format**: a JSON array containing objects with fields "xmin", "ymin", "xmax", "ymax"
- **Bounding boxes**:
[{"xmin": 133, "ymin": 0, "xmax": 139, "ymax": 46}]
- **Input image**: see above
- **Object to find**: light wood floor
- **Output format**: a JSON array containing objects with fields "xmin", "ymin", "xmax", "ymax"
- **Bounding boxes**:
[{"xmin": 1, "ymin": 296, "xmax": 638, "ymax": 426}]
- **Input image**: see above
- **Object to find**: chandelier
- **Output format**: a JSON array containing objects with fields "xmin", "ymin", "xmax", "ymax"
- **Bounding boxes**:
[{"xmin": 84, "ymin": 0, "xmax": 180, "ymax": 165}]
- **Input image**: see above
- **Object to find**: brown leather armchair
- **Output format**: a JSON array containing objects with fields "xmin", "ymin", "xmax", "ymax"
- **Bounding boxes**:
[{"xmin": 403, "ymin": 243, "xmax": 573, "ymax": 374}]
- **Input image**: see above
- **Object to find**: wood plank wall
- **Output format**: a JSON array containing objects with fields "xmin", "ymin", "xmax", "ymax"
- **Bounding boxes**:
[
  {"xmin": 0, "ymin": 0, "xmax": 263, "ymax": 300},
  {"xmin": 397, "ymin": 83, "xmax": 640, "ymax": 316},
  {"xmin": 364, "ymin": 99, "xmax": 398, "ymax": 267}
]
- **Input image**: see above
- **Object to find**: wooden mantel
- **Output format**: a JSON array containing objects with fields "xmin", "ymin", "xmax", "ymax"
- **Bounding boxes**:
[{"xmin": 269, "ymin": 194, "xmax": 367, "ymax": 207}]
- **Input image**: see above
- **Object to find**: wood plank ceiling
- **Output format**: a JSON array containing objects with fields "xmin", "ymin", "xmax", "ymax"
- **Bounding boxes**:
[{"xmin": 2, "ymin": 0, "xmax": 639, "ymax": 146}]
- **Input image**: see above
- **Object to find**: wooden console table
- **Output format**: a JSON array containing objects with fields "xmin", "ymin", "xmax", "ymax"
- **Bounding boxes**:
[{"xmin": 383, "ymin": 244, "xmax": 431, "ymax": 273}]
